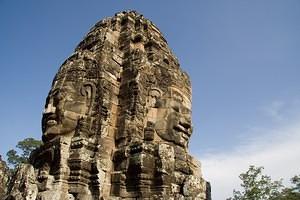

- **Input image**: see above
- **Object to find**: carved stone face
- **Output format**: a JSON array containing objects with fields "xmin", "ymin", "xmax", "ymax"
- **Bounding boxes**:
[
  {"xmin": 155, "ymin": 90, "xmax": 192, "ymax": 148},
  {"xmin": 42, "ymin": 81, "xmax": 87, "ymax": 141}
]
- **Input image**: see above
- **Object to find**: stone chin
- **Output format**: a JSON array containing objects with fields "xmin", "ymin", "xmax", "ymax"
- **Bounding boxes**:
[
  {"xmin": 42, "ymin": 114, "xmax": 79, "ymax": 141},
  {"xmin": 155, "ymin": 108, "xmax": 192, "ymax": 148},
  {"xmin": 157, "ymin": 127, "xmax": 191, "ymax": 148},
  {"xmin": 172, "ymin": 121, "xmax": 192, "ymax": 147},
  {"xmin": 171, "ymin": 130, "xmax": 190, "ymax": 148},
  {"xmin": 43, "ymin": 125, "xmax": 74, "ymax": 141}
]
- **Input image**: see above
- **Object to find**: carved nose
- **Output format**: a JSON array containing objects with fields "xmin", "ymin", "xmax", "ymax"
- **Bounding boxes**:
[
  {"xmin": 43, "ymin": 99, "xmax": 56, "ymax": 114},
  {"xmin": 179, "ymin": 117, "xmax": 192, "ymax": 136}
]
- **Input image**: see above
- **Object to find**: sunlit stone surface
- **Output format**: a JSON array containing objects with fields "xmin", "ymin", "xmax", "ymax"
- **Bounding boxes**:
[{"xmin": 6, "ymin": 11, "xmax": 211, "ymax": 200}]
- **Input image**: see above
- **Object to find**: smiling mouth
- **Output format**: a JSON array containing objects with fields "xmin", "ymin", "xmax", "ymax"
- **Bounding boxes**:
[
  {"xmin": 174, "ymin": 123, "xmax": 191, "ymax": 139},
  {"xmin": 174, "ymin": 124, "xmax": 187, "ymax": 133},
  {"xmin": 46, "ymin": 120, "xmax": 57, "ymax": 127}
]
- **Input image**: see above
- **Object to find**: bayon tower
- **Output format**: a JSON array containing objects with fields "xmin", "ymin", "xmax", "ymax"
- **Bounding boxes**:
[{"xmin": 5, "ymin": 11, "xmax": 211, "ymax": 200}]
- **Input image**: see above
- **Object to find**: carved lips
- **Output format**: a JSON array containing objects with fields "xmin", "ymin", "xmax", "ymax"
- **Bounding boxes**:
[{"xmin": 46, "ymin": 119, "xmax": 58, "ymax": 127}]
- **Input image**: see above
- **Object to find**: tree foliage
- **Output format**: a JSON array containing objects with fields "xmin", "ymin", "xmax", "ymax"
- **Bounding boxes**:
[
  {"xmin": 6, "ymin": 137, "xmax": 42, "ymax": 169},
  {"xmin": 227, "ymin": 165, "xmax": 300, "ymax": 200},
  {"xmin": 273, "ymin": 175, "xmax": 300, "ymax": 200}
]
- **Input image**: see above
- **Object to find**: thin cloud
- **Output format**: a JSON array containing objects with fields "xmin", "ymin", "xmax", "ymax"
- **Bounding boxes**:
[
  {"xmin": 261, "ymin": 100, "xmax": 285, "ymax": 121},
  {"xmin": 200, "ymin": 111, "xmax": 300, "ymax": 199}
]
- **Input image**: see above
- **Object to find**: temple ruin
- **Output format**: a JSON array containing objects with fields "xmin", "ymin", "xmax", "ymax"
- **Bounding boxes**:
[{"xmin": 4, "ymin": 11, "xmax": 211, "ymax": 200}]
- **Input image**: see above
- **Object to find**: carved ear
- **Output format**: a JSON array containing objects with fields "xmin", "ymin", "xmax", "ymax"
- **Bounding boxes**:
[
  {"xmin": 80, "ymin": 82, "xmax": 96, "ymax": 116},
  {"xmin": 148, "ymin": 88, "xmax": 162, "ymax": 107}
]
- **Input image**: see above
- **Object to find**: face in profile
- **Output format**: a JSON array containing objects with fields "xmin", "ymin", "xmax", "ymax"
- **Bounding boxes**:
[
  {"xmin": 42, "ymin": 81, "xmax": 87, "ymax": 141},
  {"xmin": 155, "ymin": 91, "xmax": 192, "ymax": 148}
]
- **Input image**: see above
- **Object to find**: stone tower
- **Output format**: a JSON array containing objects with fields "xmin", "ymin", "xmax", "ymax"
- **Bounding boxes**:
[{"xmin": 5, "ymin": 11, "xmax": 211, "ymax": 200}]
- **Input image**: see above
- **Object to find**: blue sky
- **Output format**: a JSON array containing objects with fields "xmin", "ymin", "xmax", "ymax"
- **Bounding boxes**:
[{"xmin": 1, "ymin": 1, "xmax": 300, "ymax": 199}]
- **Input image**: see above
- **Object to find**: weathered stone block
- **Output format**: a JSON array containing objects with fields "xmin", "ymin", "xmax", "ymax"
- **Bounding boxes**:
[{"xmin": 6, "ymin": 10, "xmax": 210, "ymax": 200}]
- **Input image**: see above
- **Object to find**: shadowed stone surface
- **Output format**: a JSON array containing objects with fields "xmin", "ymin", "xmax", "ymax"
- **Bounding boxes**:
[
  {"xmin": 0, "ymin": 156, "xmax": 9, "ymax": 199},
  {"xmin": 5, "ymin": 11, "xmax": 211, "ymax": 200}
]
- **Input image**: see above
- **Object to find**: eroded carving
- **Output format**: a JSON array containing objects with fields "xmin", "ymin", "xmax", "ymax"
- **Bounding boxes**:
[
  {"xmin": 6, "ymin": 10, "xmax": 210, "ymax": 200},
  {"xmin": 154, "ymin": 88, "xmax": 192, "ymax": 148},
  {"xmin": 42, "ymin": 82, "xmax": 88, "ymax": 141}
]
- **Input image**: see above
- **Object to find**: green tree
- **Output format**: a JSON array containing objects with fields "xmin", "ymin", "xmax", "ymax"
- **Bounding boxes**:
[
  {"xmin": 227, "ymin": 165, "xmax": 283, "ymax": 200},
  {"xmin": 273, "ymin": 175, "xmax": 300, "ymax": 200},
  {"xmin": 6, "ymin": 137, "xmax": 42, "ymax": 169}
]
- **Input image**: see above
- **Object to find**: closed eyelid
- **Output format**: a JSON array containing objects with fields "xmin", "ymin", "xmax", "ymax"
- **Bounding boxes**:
[
  {"xmin": 182, "ymin": 108, "xmax": 190, "ymax": 114},
  {"xmin": 172, "ymin": 106, "xmax": 180, "ymax": 112},
  {"xmin": 52, "ymin": 89, "xmax": 66, "ymax": 98}
]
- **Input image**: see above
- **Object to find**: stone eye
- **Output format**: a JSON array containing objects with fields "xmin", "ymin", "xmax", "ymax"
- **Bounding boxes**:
[
  {"xmin": 56, "ymin": 92, "xmax": 64, "ymax": 100},
  {"xmin": 51, "ymin": 90, "xmax": 65, "ymax": 107},
  {"xmin": 173, "ymin": 106, "xmax": 180, "ymax": 112},
  {"xmin": 55, "ymin": 90, "xmax": 67, "ymax": 100}
]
